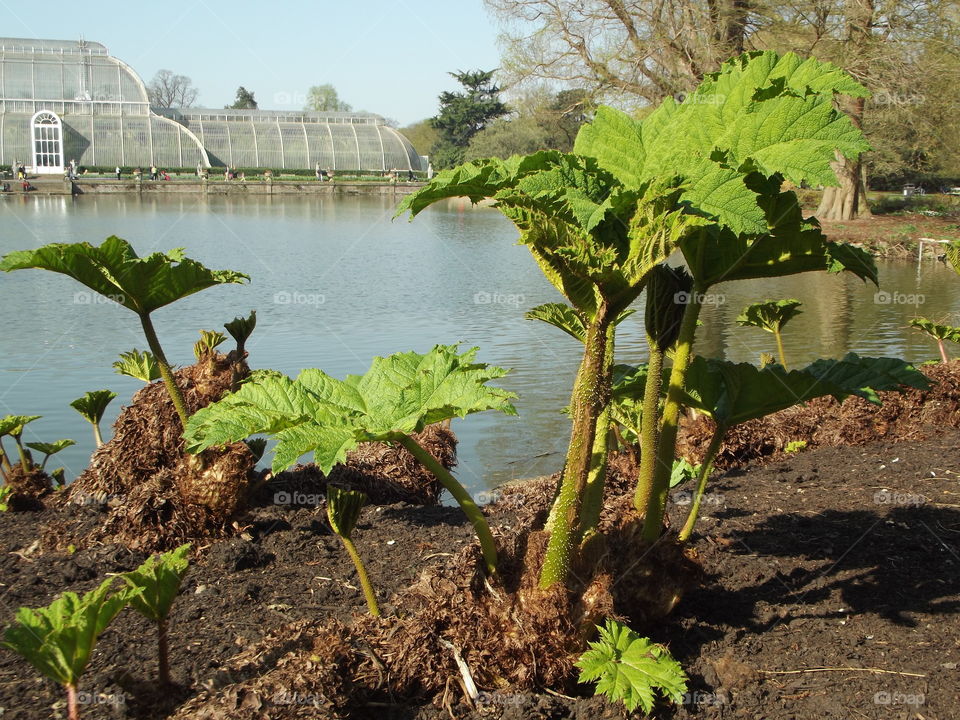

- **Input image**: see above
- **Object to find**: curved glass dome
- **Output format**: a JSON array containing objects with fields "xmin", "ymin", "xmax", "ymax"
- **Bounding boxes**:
[
  {"xmin": 157, "ymin": 109, "xmax": 422, "ymax": 171},
  {"xmin": 0, "ymin": 37, "xmax": 421, "ymax": 171}
]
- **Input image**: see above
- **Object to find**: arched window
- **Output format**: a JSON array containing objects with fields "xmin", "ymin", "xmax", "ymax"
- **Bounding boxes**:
[{"xmin": 31, "ymin": 111, "xmax": 64, "ymax": 174}]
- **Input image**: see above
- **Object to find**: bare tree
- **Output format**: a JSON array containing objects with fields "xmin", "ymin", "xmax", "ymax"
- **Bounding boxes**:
[
  {"xmin": 486, "ymin": 0, "xmax": 960, "ymax": 220},
  {"xmin": 485, "ymin": 0, "xmax": 756, "ymax": 104},
  {"xmin": 147, "ymin": 69, "xmax": 199, "ymax": 108}
]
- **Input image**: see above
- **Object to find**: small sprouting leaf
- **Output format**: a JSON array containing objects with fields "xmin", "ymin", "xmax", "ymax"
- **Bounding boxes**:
[
  {"xmin": 0, "ymin": 415, "xmax": 41, "ymax": 439},
  {"xmin": 0, "ymin": 485, "xmax": 11, "ymax": 512},
  {"xmin": 193, "ymin": 329, "xmax": 227, "ymax": 360},
  {"xmin": 737, "ymin": 299, "xmax": 803, "ymax": 334},
  {"xmin": 122, "ymin": 544, "xmax": 191, "ymax": 623},
  {"xmin": 670, "ymin": 458, "xmax": 701, "ymax": 488},
  {"xmin": 224, "ymin": 310, "xmax": 257, "ymax": 353},
  {"xmin": 24, "ymin": 439, "xmax": 75, "ymax": 457},
  {"xmin": 910, "ymin": 317, "xmax": 960, "ymax": 343},
  {"xmin": 576, "ymin": 619, "xmax": 687, "ymax": 714},
  {"xmin": 114, "ymin": 349, "xmax": 161, "ymax": 382},
  {"xmin": 326, "ymin": 486, "xmax": 367, "ymax": 539},
  {"xmin": 70, "ymin": 390, "xmax": 117, "ymax": 425}
]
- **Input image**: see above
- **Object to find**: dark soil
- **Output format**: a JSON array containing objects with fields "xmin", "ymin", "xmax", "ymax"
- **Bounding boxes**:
[{"xmin": 2, "ymin": 427, "xmax": 957, "ymax": 719}]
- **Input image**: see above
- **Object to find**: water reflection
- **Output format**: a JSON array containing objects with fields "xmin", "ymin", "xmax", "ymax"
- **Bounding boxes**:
[{"xmin": 1, "ymin": 195, "xmax": 957, "ymax": 492}]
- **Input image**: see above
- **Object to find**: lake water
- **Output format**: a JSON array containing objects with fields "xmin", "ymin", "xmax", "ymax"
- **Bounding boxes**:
[{"xmin": 1, "ymin": 194, "xmax": 957, "ymax": 494}]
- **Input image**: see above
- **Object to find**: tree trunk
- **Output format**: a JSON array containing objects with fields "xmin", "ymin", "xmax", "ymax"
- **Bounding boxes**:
[{"xmin": 816, "ymin": 153, "xmax": 872, "ymax": 220}]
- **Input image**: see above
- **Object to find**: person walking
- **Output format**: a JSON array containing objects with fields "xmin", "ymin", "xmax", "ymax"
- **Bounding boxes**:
[{"xmin": 115, "ymin": 166, "xmax": 122, "ymax": 181}]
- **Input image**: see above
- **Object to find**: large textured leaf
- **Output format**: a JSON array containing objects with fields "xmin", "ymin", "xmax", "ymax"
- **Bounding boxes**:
[
  {"xmin": 0, "ymin": 236, "xmax": 248, "ymax": 315},
  {"xmin": 681, "ymin": 192, "xmax": 878, "ymax": 287},
  {"xmin": 185, "ymin": 345, "xmax": 517, "ymax": 474},
  {"xmin": 681, "ymin": 357, "xmax": 845, "ymax": 428},
  {"xmin": 737, "ymin": 299, "xmax": 803, "ymax": 334},
  {"xmin": 575, "ymin": 51, "xmax": 870, "ymax": 235},
  {"xmin": 802, "ymin": 353, "xmax": 930, "ymax": 404},
  {"xmin": 681, "ymin": 354, "xmax": 929, "ymax": 429},
  {"xmin": 576, "ymin": 619, "xmax": 687, "ymax": 714}
]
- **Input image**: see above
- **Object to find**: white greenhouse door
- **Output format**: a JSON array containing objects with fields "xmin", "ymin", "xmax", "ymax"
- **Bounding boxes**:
[{"xmin": 31, "ymin": 111, "xmax": 65, "ymax": 175}]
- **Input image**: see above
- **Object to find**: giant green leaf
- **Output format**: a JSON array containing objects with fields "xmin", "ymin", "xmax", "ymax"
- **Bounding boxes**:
[
  {"xmin": 0, "ymin": 236, "xmax": 248, "ymax": 315},
  {"xmin": 185, "ymin": 345, "xmax": 517, "ymax": 474}
]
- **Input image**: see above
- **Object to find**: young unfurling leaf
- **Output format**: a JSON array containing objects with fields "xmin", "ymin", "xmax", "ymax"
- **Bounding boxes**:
[
  {"xmin": 326, "ymin": 486, "xmax": 379, "ymax": 616},
  {"xmin": 70, "ymin": 390, "xmax": 117, "ymax": 447},
  {"xmin": 113, "ymin": 349, "xmax": 161, "ymax": 383}
]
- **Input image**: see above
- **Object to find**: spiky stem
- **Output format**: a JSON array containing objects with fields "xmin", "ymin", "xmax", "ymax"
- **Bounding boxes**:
[
  {"xmin": 938, "ymin": 338, "xmax": 949, "ymax": 364},
  {"xmin": 92, "ymin": 422, "xmax": 104, "ymax": 448},
  {"xmin": 641, "ymin": 292, "xmax": 703, "ymax": 542},
  {"xmin": 774, "ymin": 328, "xmax": 788, "ymax": 369},
  {"xmin": 633, "ymin": 337, "xmax": 665, "ymax": 514},
  {"xmin": 66, "ymin": 683, "xmax": 79, "ymax": 720},
  {"xmin": 157, "ymin": 618, "xmax": 171, "ymax": 685},
  {"xmin": 577, "ymin": 322, "xmax": 617, "ymax": 542},
  {"xmin": 340, "ymin": 535, "xmax": 380, "ymax": 617},
  {"xmin": 11, "ymin": 435, "xmax": 32, "ymax": 472},
  {"xmin": 0, "ymin": 438, "xmax": 13, "ymax": 477},
  {"xmin": 138, "ymin": 313, "xmax": 189, "ymax": 428},
  {"xmin": 396, "ymin": 434, "xmax": 498, "ymax": 576},
  {"xmin": 540, "ymin": 313, "xmax": 611, "ymax": 589},
  {"xmin": 678, "ymin": 425, "xmax": 726, "ymax": 542}
]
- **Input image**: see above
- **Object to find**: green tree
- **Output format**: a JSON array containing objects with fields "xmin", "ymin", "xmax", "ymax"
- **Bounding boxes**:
[
  {"xmin": 305, "ymin": 84, "xmax": 352, "ymax": 112},
  {"xmin": 430, "ymin": 70, "xmax": 508, "ymax": 168},
  {"xmin": 226, "ymin": 86, "xmax": 257, "ymax": 110},
  {"xmin": 399, "ymin": 119, "xmax": 440, "ymax": 156}
]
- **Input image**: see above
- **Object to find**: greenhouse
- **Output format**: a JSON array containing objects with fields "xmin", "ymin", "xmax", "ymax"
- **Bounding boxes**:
[{"xmin": 0, "ymin": 37, "xmax": 422, "ymax": 173}]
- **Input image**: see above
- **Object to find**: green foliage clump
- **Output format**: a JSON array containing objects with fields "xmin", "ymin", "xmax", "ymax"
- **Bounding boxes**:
[
  {"xmin": 1, "ymin": 579, "xmax": 139, "ymax": 720},
  {"xmin": 430, "ymin": 70, "xmax": 508, "ymax": 168},
  {"xmin": 184, "ymin": 344, "xmax": 517, "ymax": 575},
  {"xmin": 576, "ymin": 619, "xmax": 687, "ymax": 714}
]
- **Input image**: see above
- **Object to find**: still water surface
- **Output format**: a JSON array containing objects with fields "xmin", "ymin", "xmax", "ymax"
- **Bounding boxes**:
[{"xmin": 1, "ymin": 194, "xmax": 957, "ymax": 493}]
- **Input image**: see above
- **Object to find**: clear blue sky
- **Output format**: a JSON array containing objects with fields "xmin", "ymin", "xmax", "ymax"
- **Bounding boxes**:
[{"xmin": 0, "ymin": 0, "xmax": 504, "ymax": 126}]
